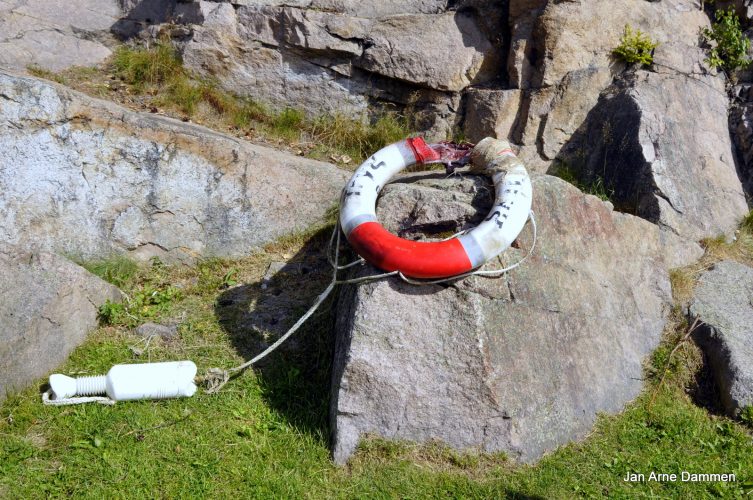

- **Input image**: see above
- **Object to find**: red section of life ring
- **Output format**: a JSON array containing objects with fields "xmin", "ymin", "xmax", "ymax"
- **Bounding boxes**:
[
  {"xmin": 406, "ymin": 137, "xmax": 441, "ymax": 164},
  {"xmin": 347, "ymin": 222, "xmax": 473, "ymax": 279}
]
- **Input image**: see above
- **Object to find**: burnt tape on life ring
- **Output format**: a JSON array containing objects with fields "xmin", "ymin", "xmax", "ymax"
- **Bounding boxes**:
[{"xmin": 339, "ymin": 137, "xmax": 532, "ymax": 279}]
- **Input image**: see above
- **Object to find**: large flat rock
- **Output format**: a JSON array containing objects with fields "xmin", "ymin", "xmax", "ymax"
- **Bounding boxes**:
[
  {"xmin": 0, "ymin": 244, "xmax": 122, "ymax": 403},
  {"xmin": 330, "ymin": 172, "xmax": 702, "ymax": 464},
  {"xmin": 0, "ymin": 70, "xmax": 349, "ymax": 261},
  {"xmin": 690, "ymin": 260, "xmax": 753, "ymax": 417}
]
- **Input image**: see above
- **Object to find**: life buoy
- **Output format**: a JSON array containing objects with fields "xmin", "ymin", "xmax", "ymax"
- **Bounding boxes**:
[{"xmin": 339, "ymin": 137, "xmax": 532, "ymax": 279}]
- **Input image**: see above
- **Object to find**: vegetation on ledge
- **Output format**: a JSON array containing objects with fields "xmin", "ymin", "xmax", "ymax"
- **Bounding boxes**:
[{"xmin": 29, "ymin": 42, "xmax": 412, "ymax": 168}]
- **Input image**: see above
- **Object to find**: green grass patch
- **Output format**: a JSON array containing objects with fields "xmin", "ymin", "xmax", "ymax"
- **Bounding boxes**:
[
  {"xmin": 79, "ymin": 255, "xmax": 140, "ymax": 289},
  {"xmin": 26, "ymin": 65, "xmax": 68, "ymax": 85},
  {"xmin": 3, "ymin": 217, "xmax": 753, "ymax": 497},
  {"xmin": 112, "ymin": 42, "xmax": 184, "ymax": 90}
]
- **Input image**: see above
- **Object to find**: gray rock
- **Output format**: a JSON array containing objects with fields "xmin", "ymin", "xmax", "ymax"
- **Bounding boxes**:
[
  {"xmin": 690, "ymin": 260, "xmax": 753, "ymax": 417},
  {"xmin": 176, "ymin": 2, "xmax": 499, "ymax": 135},
  {"xmin": 524, "ymin": 0, "xmax": 709, "ymax": 89},
  {"xmin": 561, "ymin": 69, "xmax": 749, "ymax": 241},
  {"xmin": 356, "ymin": 11, "xmax": 496, "ymax": 92},
  {"xmin": 330, "ymin": 172, "xmax": 702, "ymax": 464},
  {"xmin": 463, "ymin": 89, "xmax": 523, "ymax": 144},
  {"xmin": 0, "ymin": 70, "xmax": 348, "ymax": 262},
  {"xmin": 515, "ymin": 66, "xmax": 615, "ymax": 167},
  {"xmin": 135, "ymin": 322, "xmax": 178, "ymax": 340},
  {"xmin": 0, "ymin": 0, "xmax": 122, "ymax": 71},
  {"xmin": 0, "ymin": 244, "xmax": 122, "ymax": 403}
]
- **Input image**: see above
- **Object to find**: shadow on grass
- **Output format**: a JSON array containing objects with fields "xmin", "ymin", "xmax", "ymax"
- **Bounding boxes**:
[{"xmin": 214, "ymin": 225, "xmax": 342, "ymax": 442}]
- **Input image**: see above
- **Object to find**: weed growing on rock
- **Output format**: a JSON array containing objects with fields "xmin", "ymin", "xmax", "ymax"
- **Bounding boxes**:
[
  {"xmin": 741, "ymin": 209, "xmax": 753, "ymax": 232},
  {"xmin": 551, "ymin": 162, "xmax": 614, "ymax": 202},
  {"xmin": 703, "ymin": 8, "xmax": 751, "ymax": 73},
  {"xmin": 612, "ymin": 25, "xmax": 658, "ymax": 67}
]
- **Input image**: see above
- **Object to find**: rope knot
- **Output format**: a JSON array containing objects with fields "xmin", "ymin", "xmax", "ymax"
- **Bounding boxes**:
[{"xmin": 199, "ymin": 368, "xmax": 230, "ymax": 394}]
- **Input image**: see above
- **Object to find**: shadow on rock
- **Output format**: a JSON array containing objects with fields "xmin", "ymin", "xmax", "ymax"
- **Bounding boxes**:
[{"xmin": 214, "ymin": 225, "xmax": 341, "ymax": 440}]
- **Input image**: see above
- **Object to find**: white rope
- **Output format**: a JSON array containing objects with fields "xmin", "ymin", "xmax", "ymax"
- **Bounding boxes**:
[
  {"xmin": 42, "ymin": 389, "xmax": 115, "ymax": 406},
  {"xmin": 199, "ymin": 210, "xmax": 537, "ymax": 393}
]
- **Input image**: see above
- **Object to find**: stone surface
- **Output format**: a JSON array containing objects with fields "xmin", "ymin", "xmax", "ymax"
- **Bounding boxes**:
[
  {"xmin": 135, "ymin": 322, "xmax": 178, "ymax": 340},
  {"xmin": 463, "ymin": 89, "xmax": 523, "ymax": 144},
  {"xmin": 690, "ymin": 260, "xmax": 753, "ymax": 417},
  {"xmin": 355, "ymin": 11, "xmax": 496, "ymax": 92},
  {"xmin": 511, "ymin": 66, "xmax": 615, "ymax": 168},
  {"xmin": 0, "ymin": 243, "xmax": 122, "ymax": 403},
  {"xmin": 0, "ymin": 70, "xmax": 349, "ymax": 261},
  {"xmin": 174, "ymin": 1, "xmax": 501, "ymax": 137},
  {"xmin": 562, "ymin": 69, "xmax": 749, "ymax": 241},
  {"xmin": 330, "ymin": 172, "xmax": 702, "ymax": 464},
  {"xmin": 0, "ymin": 0, "xmax": 122, "ymax": 71},
  {"xmin": 505, "ymin": 0, "xmax": 711, "ymax": 169}
]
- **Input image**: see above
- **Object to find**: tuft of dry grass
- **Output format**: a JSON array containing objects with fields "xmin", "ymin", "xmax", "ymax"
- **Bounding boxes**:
[{"xmin": 668, "ymin": 211, "xmax": 753, "ymax": 305}]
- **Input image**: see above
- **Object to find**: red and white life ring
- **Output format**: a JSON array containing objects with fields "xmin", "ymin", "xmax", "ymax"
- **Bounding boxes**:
[{"xmin": 339, "ymin": 137, "xmax": 532, "ymax": 279}]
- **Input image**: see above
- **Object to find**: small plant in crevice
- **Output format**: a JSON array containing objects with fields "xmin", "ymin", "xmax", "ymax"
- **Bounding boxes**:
[
  {"xmin": 551, "ymin": 162, "xmax": 614, "ymax": 202},
  {"xmin": 612, "ymin": 24, "xmax": 659, "ymax": 67},
  {"xmin": 703, "ymin": 8, "xmax": 751, "ymax": 73}
]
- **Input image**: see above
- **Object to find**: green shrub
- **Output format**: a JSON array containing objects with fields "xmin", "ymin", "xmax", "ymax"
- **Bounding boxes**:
[
  {"xmin": 703, "ymin": 8, "xmax": 751, "ymax": 72},
  {"xmin": 612, "ymin": 25, "xmax": 658, "ymax": 66}
]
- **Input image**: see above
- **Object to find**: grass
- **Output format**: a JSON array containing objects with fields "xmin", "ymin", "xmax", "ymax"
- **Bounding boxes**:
[
  {"xmin": 28, "ymin": 42, "xmax": 412, "ymax": 167},
  {"xmin": 2, "ymin": 213, "xmax": 753, "ymax": 497},
  {"xmin": 551, "ymin": 161, "xmax": 614, "ymax": 202}
]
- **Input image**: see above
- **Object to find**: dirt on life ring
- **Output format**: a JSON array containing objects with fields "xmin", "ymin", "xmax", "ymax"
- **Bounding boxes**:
[{"xmin": 339, "ymin": 137, "xmax": 533, "ymax": 279}]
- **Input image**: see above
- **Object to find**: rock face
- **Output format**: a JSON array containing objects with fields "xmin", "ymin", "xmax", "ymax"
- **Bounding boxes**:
[
  {"xmin": 0, "ymin": 244, "xmax": 122, "ymax": 403},
  {"xmin": 562, "ymin": 68, "xmax": 749, "ymax": 241},
  {"xmin": 0, "ymin": 0, "xmax": 180, "ymax": 72},
  {"xmin": 330, "ymin": 172, "xmax": 702, "ymax": 464},
  {"xmin": 167, "ymin": 1, "xmax": 503, "ymax": 139},
  {"xmin": 502, "ymin": 0, "xmax": 710, "ymax": 170},
  {"xmin": 0, "ymin": 71, "xmax": 348, "ymax": 261},
  {"xmin": 690, "ymin": 260, "xmax": 753, "ymax": 417},
  {"xmin": 0, "ymin": 0, "xmax": 122, "ymax": 71}
]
